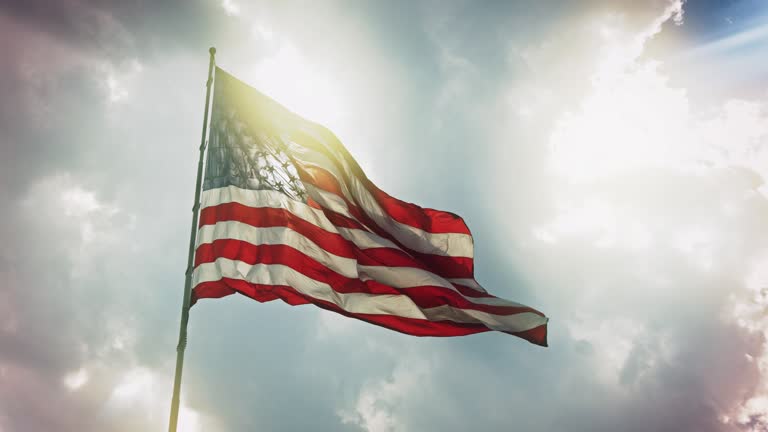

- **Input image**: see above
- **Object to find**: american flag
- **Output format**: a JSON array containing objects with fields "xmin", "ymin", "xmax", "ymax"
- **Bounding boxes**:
[{"xmin": 191, "ymin": 67, "xmax": 549, "ymax": 346}]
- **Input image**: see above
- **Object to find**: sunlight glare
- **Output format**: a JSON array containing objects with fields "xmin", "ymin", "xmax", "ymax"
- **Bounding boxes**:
[
  {"xmin": 106, "ymin": 367, "xmax": 207, "ymax": 431},
  {"xmin": 549, "ymin": 62, "xmax": 695, "ymax": 181},
  {"xmin": 245, "ymin": 42, "xmax": 349, "ymax": 131}
]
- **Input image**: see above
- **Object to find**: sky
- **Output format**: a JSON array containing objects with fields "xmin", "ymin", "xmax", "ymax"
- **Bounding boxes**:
[{"xmin": 2, "ymin": 0, "xmax": 768, "ymax": 431}]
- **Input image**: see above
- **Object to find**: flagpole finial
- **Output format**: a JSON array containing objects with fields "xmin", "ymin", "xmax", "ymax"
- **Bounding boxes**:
[{"xmin": 209, "ymin": 47, "xmax": 216, "ymax": 56}]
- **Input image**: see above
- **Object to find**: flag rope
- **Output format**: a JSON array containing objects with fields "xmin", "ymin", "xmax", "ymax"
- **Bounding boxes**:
[{"xmin": 168, "ymin": 46, "xmax": 216, "ymax": 432}]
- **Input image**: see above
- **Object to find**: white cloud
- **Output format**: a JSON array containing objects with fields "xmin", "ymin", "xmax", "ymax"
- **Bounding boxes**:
[
  {"xmin": 20, "ymin": 174, "xmax": 134, "ymax": 278},
  {"xmin": 593, "ymin": 0, "xmax": 683, "ymax": 80},
  {"xmin": 101, "ymin": 59, "xmax": 143, "ymax": 104},
  {"xmin": 221, "ymin": 0, "xmax": 240, "ymax": 17},
  {"xmin": 550, "ymin": 64, "xmax": 691, "ymax": 180},
  {"xmin": 106, "ymin": 366, "xmax": 218, "ymax": 432},
  {"xmin": 251, "ymin": 23, "xmax": 274, "ymax": 42},
  {"xmin": 485, "ymin": 2, "xmax": 768, "ymax": 428},
  {"xmin": 568, "ymin": 317, "xmax": 643, "ymax": 385},
  {"xmin": 315, "ymin": 309, "xmax": 358, "ymax": 340},
  {"xmin": 63, "ymin": 368, "xmax": 89, "ymax": 391},
  {"xmin": 672, "ymin": 225, "xmax": 715, "ymax": 271},
  {"xmin": 338, "ymin": 358, "xmax": 431, "ymax": 432},
  {"xmin": 726, "ymin": 252, "xmax": 768, "ymax": 429},
  {"xmin": 106, "ymin": 75, "xmax": 128, "ymax": 103}
]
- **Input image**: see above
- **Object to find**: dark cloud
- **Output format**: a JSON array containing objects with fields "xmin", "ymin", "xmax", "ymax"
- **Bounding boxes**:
[{"xmin": 0, "ymin": 0, "xmax": 241, "ymax": 58}]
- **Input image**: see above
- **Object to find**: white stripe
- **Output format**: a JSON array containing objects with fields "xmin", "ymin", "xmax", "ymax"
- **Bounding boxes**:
[
  {"xmin": 287, "ymin": 143, "xmax": 356, "ymax": 199},
  {"xmin": 202, "ymin": 186, "xmax": 400, "ymax": 252},
  {"xmin": 193, "ymin": 259, "xmax": 546, "ymax": 332},
  {"xmin": 194, "ymin": 259, "xmax": 425, "ymax": 317},
  {"xmin": 203, "ymin": 185, "xmax": 473, "ymax": 260},
  {"xmin": 197, "ymin": 222, "xmax": 358, "ymax": 278},
  {"xmin": 424, "ymin": 305, "xmax": 547, "ymax": 332},
  {"xmin": 343, "ymin": 173, "xmax": 474, "ymax": 257},
  {"xmin": 196, "ymin": 220, "xmax": 521, "ymax": 309},
  {"xmin": 336, "ymin": 226, "xmax": 399, "ymax": 250},
  {"xmin": 200, "ymin": 186, "xmax": 402, "ymax": 252},
  {"xmin": 303, "ymin": 184, "xmax": 354, "ymax": 221},
  {"xmin": 446, "ymin": 278, "xmax": 487, "ymax": 293},
  {"xmin": 286, "ymin": 139, "xmax": 474, "ymax": 258},
  {"xmin": 358, "ymin": 266, "xmax": 525, "ymax": 308},
  {"xmin": 304, "ymin": 183, "xmax": 474, "ymax": 258},
  {"xmin": 201, "ymin": 186, "xmax": 340, "ymax": 234}
]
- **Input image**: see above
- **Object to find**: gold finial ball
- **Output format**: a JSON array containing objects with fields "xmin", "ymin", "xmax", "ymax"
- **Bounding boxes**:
[{"xmin": 209, "ymin": 47, "xmax": 216, "ymax": 56}]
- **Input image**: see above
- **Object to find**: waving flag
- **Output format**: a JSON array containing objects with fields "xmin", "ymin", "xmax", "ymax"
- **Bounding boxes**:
[{"xmin": 191, "ymin": 67, "xmax": 548, "ymax": 346}]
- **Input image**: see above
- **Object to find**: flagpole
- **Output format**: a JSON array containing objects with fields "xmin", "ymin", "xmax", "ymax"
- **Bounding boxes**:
[{"xmin": 168, "ymin": 46, "xmax": 216, "ymax": 432}]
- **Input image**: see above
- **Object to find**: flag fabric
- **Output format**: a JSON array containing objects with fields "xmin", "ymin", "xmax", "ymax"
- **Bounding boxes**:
[{"xmin": 191, "ymin": 66, "xmax": 549, "ymax": 346}]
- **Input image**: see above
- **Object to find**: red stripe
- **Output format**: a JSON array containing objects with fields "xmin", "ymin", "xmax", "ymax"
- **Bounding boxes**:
[
  {"xmin": 505, "ymin": 323, "xmax": 548, "ymax": 347},
  {"xmin": 320, "ymin": 206, "xmax": 474, "ymax": 279},
  {"xmin": 353, "ymin": 247, "xmax": 428, "ymax": 269},
  {"xmin": 199, "ymin": 202, "xmax": 356, "ymax": 259},
  {"xmin": 306, "ymin": 197, "xmax": 322, "ymax": 209},
  {"xmin": 194, "ymin": 239, "xmax": 544, "ymax": 317},
  {"xmin": 201, "ymin": 201, "xmax": 474, "ymax": 281},
  {"xmin": 295, "ymin": 164, "xmax": 346, "ymax": 198},
  {"xmin": 198, "ymin": 210, "xmax": 475, "ymax": 301},
  {"xmin": 315, "ymin": 206, "xmax": 368, "ymax": 230},
  {"xmin": 450, "ymin": 282, "xmax": 491, "ymax": 298},
  {"xmin": 193, "ymin": 278, "xmax": 547, "ymax": 344},
  {"xmin": 193, "ymin": 279, "xmax": 492, "ymax": 337},
  {"xmin": 356, "ymin": 249, "xmax": 477, "ymax": 293},
  {"xmin": 199, "ymin": 202, "xmax": 453, "ymax": 280},
  {"xmin": 410, "ymin": 253, "xmax": 473, "ymax": 279},
  {"xmin": 191, "ymin": 282, "xmax": 236, "ymax": 303},
  {"xmin": 363, "ymin": 178, "xmax": 471, "ymax": 234},
  {"xmin": 290, "ymin": 131, "xmax": 471, "ymax": 234},
  {"xmin": 295, "ymin": 162, "xmax": 456, "ymax": 266}
]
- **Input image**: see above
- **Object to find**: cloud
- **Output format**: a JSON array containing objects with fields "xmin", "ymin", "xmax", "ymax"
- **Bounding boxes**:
[
  {"xmin": 727, "ymin": 251, "xmax": 768, "ymax": 429},
  {"xmin": 0, "ymin": 175, "xmax": 136, "ymax": 431},
  {"xmin": 339, "ymin": 357, "xmax": 431, "ymax": 432},
  {"xmin": 476, "ymin": 1, "xmax": 768, "ymax": 431},
  {"xmin": 2, "ymin": 1, "xmax": 768, "ymax": 431},
  {"xmin": 221, "ymin": 0, "xmax": 241, "ymax": 17}
]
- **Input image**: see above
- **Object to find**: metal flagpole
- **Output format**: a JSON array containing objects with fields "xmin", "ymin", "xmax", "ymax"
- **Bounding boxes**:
[{"xmin": 168, "ymin": 46, "xmax": 216, "ymax": 432}]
